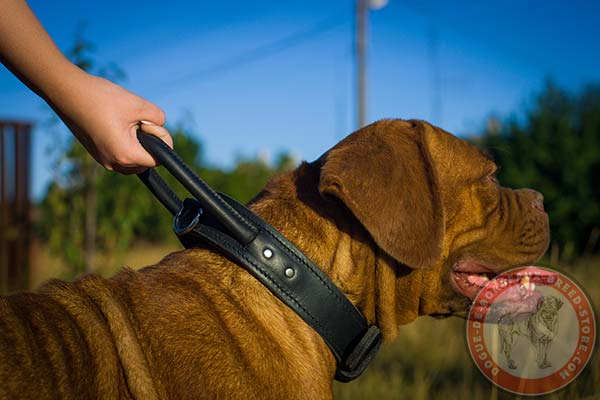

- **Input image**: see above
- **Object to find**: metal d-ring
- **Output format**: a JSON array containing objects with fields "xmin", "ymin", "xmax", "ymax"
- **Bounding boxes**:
[{"xmin": 173, "ymin": 198, "xmax": 204, "ymax": 236}]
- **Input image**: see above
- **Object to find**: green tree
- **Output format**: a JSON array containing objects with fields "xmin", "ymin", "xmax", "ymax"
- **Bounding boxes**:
[
  {"xmin": 39, "ymin": 123, "xmax": 207, "ymax": 276},
  {"xmin": 204, "ymin": 151, "xmax": 296, "ymax": 203},
  {"xmin": 478, "ymin": 81, "xmax": 600, "ymax": 261}
]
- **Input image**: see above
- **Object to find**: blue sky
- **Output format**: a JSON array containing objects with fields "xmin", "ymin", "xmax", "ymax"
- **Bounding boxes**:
[{"xmin": 1, "ymin": 0, "xmax": 599, "ymax": 199}]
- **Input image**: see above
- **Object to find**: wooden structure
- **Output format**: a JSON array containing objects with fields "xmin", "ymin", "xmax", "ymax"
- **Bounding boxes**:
[{"xmin": 0, "ymin": 120, "xmax": 32, "ymax": 294}]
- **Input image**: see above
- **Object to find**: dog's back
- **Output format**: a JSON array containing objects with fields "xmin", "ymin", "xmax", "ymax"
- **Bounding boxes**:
[
  {"xmin": 0, "ymin": 272, "xmax": 160, "ymax": 399},
  {"xmin": 0, "ymin": 246, "xmax": 330, "ymax": 400}
]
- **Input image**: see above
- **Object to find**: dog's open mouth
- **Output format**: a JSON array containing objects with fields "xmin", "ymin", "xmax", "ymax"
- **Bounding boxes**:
[
  {"xmin": 450, "ymin": 260, "xmax": 547, "ymax": 321},
  {"xmin": 450, "ymin": 259, "xmax": 498, "ymax": 300}
]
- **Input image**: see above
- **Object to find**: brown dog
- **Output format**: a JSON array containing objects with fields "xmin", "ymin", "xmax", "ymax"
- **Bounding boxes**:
[{"xmin": 0, "ymin": 119, "xmax": 549, "ymax": 399}]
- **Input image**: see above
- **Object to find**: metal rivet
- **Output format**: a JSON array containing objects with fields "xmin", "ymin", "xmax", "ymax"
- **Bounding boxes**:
[
  {"xmin": 263, "ymin": 248, "xmax": 273, "ymax": 259},
  {"xmin": 285, "ymin": 268, "xmax": 295, "ymax": 278}
]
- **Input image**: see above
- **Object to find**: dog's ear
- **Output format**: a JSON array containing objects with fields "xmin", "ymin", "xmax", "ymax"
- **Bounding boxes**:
[{"xmin": 318, "ymin": 120, "xmax": 443, "ymax": 269}]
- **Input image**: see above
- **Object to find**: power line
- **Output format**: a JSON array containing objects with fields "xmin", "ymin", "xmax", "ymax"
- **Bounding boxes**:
[{"xmin": 150, "ymin": 14, "xmax": 349, "ymax": 94}]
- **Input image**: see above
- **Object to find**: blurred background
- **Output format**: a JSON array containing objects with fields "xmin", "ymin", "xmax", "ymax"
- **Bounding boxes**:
[{"xmin": 1, "ymin": 0, "xmax": 599, "ymax": 398}]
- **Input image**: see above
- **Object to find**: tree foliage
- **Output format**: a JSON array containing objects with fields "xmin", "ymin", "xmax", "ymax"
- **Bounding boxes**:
[{"xmin": 478, "ymin": 81, "xmax": 600, "ymax": 260}]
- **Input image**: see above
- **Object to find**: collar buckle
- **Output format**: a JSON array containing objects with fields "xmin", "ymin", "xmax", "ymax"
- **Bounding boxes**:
[{"xmin": 335, "ymin": 325, "xmax": 382, "ymax": 382}]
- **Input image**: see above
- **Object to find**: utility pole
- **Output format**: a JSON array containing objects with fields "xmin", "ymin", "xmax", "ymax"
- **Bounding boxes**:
[
  {"xmin": 355, "ymin": 0, "xmax": 387, "ymax": 129},
  {"xmin": 356, "ymin": 0, "xmax": 367, "ymax": 129}
]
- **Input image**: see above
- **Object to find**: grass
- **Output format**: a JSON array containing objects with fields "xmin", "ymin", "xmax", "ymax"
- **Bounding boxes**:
[
  {"xmin": 29, "ymin": 239, "xmax": 181, "ymax": 288},
  {"xmin": 29, "ymin": 244, "xmax": 600, "ymax": 399}
]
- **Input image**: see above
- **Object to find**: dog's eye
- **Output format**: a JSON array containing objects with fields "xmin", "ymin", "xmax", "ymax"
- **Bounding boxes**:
[{"xmin": 483, "ymin": 169, "xmax": 500, "ymax": 185}]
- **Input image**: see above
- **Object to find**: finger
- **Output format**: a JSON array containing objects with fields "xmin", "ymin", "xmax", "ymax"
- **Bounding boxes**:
[
  {"xmin": 121, "ymin": 124, "xmax": 173, "ymax": 170},
  {"xmin": 138, "ymin": 123, "xmax": 174, "ymax": 149}
]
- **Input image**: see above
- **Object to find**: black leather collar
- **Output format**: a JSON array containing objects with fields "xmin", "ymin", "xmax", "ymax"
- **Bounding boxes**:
[{"xmin": 137, "ymin": 132, "xmax": 382, "ymax": 382}]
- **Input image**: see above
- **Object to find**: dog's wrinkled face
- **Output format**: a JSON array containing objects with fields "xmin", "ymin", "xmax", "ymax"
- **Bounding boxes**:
[
  {"xmin": 318, "ymin": 119, "xmax": 550, "ymax": 320},
  {"xmin": 420, "ymin": 122, "xmax": 550, "ymax": 317}
]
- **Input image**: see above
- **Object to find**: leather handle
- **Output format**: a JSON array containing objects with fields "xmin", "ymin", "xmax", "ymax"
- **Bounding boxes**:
[
  {"xmin": 136, "ymin": 131, "xmax": 258, "ymax": 245},
  {"xmin": 138, "ymin": 169, "xmax": 182, "ymax": 215}
]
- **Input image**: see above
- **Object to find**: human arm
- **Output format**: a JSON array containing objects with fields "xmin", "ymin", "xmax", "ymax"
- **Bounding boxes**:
[{"xmin": 0, "ymin": 0, "xmax": 172, "ymax": 173}]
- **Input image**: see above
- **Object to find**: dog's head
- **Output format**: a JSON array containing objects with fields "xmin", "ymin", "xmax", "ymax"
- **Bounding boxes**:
[{"xmin": 317, "ymin": 119, "xmax": 550, "ymax": 326}]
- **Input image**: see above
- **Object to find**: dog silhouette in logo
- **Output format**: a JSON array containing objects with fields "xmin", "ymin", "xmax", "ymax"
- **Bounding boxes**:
[{"xmin": 498, "ymin": 296, "xmax": 563, "ymax": 370}]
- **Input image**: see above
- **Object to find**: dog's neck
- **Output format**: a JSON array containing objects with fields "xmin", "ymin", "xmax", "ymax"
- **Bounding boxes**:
[{"xmin": 248, "ymin": 161, "xmax": 427, "ymax": 342}]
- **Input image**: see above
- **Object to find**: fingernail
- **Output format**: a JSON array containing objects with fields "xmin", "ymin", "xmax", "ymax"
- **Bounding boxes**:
[{"xmin": 139, "ymin": 120, "xmax": 157, "ymax": 126}]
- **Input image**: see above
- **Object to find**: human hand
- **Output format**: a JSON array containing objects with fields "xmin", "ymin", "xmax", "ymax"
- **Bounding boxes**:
[
  {"xmin": 0, "ymin": 0, "xmax": 172, "ymax": 174},
  {"xmin": 49, "ymin": 70, "xmax": 173, "ymax": 174}
]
